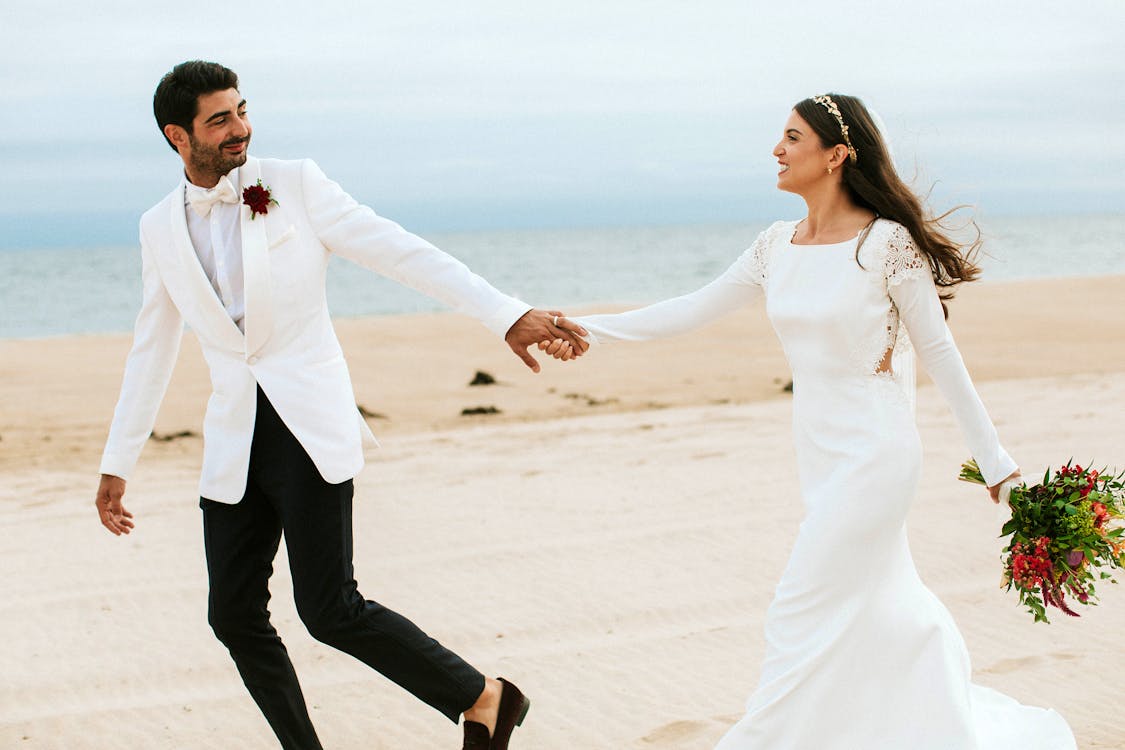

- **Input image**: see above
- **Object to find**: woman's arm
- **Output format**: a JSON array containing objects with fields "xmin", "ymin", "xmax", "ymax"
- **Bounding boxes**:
[
  {"xmin": 886, "ymin": 226, "xmax": 1018, "ymax": 487},
  {"xmin": 572, "ymin": 229, "xmax": 770, "ymax": 344}
]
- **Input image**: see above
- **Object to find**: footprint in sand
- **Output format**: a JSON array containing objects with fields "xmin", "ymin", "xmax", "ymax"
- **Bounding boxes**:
[
  {"xmin": 639, "ymin": 719, "xmax": 713, "ymax": 745},
  {"xmin": 984, "ymin": 651, "xmax": 1081, "ymax": 674}
]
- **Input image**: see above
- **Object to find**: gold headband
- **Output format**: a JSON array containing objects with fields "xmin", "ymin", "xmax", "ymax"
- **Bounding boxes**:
[{"xmin": 812, "ymin": 95, "xmax": 858, "ymax": 164}]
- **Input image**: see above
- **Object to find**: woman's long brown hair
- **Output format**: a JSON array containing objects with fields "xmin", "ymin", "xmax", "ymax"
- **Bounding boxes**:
[{"xmin": 794, "ymin": 94, "xmax": 981, "ymax": 317}]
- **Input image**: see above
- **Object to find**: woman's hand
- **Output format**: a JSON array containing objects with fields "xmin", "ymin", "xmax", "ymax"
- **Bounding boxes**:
[
  {"xmin": 988, "ymin": 470, "xmax": 1021, "ymax": 505},
  {"xmin": 538, "ymin": 338, "xmax": 578, "ymax": 361}
]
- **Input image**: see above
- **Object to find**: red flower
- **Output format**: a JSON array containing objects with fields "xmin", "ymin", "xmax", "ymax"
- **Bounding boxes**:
[
  {"xmin": 1091, "ymin": 502, "xmax": 1109, "ymax": 529},
  {"xmin": 1010, "ymin": 539, "xmax": 1053, "ymax": 588},
  {"xmin": 242, "ymin": 180, "xmax": 278, "ymax": 219}
]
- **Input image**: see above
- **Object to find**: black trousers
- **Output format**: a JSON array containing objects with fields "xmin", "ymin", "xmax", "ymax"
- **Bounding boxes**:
[{"xmin": 201, "ymin": 387, "xmax": 485, "ymax": 749}]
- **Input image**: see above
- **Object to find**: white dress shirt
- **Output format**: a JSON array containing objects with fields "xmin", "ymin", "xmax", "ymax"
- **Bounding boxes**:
[{"xmin": 184, "ymin": 169, "xmax": 245, "ymax": 331}]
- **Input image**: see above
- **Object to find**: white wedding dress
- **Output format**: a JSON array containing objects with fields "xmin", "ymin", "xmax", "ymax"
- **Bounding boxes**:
[{"xmin": 576, "ymin": 219, "xmax": 1076, "ymax": 749}]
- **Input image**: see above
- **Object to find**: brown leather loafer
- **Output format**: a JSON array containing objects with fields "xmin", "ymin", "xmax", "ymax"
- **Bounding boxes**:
[
  {"xmin": 490, "ymin": 678, "xmax": 530, "ymax": 750},
  {"xmin": 462, "ymin": 720, "xmax": 490, "ymax": 750}
]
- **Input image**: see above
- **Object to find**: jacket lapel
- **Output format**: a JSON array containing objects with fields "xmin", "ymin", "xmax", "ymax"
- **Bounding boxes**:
[
  {"xmin": 168, "ymin": 181, "xmax": 245, "ymax": 350},
  {"xmin": 239, "ymin": 157, "xmax": 274, "ymax": 359}
]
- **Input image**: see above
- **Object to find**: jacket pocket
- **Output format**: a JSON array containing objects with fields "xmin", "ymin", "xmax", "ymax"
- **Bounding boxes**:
[{"xmin": 268, "ymin": 224, "xmax": 297, "ymax": 250}]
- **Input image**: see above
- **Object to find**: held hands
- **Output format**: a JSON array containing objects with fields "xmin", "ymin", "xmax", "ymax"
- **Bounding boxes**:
[
  {"xmin": 537, "ymin": 337, "xmax": 578, "ymax": 361},
  {"xmin": 96, "ymin": 474, "xmax": 134, "ymax": 535},
  {"xmin": 505, "ymin": 309, "xmax": 589, "ymax": 372}
]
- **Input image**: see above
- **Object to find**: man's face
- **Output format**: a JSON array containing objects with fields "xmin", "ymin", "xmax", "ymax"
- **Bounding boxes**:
[{"xmin": 179, "ymin": 88, "xmax": 252, "ymax": 182}]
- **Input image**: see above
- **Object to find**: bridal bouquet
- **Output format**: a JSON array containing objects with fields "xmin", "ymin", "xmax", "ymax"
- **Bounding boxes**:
[{"xmin": 959, "ymin": 459, "xmax": 1125, "ymax": 623}]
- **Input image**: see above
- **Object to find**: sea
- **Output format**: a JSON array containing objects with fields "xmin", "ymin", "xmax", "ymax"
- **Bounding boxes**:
[{"xmin": 1, "ymin": 214, "xmax": 1123, "ymax": 340}]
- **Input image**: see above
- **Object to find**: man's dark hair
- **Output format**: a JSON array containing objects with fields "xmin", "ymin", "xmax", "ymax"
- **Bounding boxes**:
[{"xmin": 153, "ymin": 61, "xmax": 239, "ymax": 153}]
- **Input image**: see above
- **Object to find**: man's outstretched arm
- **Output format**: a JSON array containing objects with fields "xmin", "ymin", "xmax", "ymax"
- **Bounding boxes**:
[{"xmin": 300, "ymin": 160, "xmax": 589, "ymax": 367}]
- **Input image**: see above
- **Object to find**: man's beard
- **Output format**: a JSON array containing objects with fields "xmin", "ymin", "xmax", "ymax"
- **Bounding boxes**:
[{"xmin": 187, "ymin": 133, "xmax": 250, "ymax": 180}]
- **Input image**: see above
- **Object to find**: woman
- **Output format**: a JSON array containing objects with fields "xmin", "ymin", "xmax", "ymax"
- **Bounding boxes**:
[{"xmin": 543, "ymin": 95, "xmax": 1076, "ymax": 748}]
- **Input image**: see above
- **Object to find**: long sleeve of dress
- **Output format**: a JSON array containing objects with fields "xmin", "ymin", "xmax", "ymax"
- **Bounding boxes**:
[
  {"xmin": 575, "ymin": 228, "xmax": 769, "ymax": 343},
  {"xmin": 885, "ymin": 227, "xmax": 1018, "ymax": 487}
]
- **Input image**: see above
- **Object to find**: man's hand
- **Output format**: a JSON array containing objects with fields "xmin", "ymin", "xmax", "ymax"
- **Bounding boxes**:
[
  {"xmin": 96, "ymin": 474, "xmax": 134, "ymax": 535},
  {"xmin": 505, "ymin": 309, "xmax": 588, "ymax": 372}
]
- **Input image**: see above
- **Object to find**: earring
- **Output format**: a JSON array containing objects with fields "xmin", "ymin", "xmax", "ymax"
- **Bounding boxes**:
[{"xmin": 827, "ymin": 167, "xmax": 834, "ymax": 175}]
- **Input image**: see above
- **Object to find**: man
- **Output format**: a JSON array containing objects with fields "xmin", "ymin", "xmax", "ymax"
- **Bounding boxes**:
[{"xmin": 94, "ymin": 60, "xmax": 586, "ymax": 750}]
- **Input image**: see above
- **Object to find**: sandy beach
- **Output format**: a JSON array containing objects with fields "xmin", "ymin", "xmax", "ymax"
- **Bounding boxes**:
[{"xmin": 2, "ymin": 274, "xmax": 1123, "ymax": 749}]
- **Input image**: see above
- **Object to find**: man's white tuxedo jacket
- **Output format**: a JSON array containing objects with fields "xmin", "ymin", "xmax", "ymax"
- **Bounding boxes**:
[{"xmin": 100, "ymin": 156, "xmax": 530, "ymax": 502}]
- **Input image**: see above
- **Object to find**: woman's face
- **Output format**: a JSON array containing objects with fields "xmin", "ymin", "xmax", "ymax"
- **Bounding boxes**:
[{"xmin": 772, "ymin": 110, "xmax": 833, "ymax": 195}]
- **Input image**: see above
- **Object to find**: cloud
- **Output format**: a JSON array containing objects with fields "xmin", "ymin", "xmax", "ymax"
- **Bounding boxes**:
[{"xmin": 1, "ymin": 0, "xmax": 1123, "ymax": 244}]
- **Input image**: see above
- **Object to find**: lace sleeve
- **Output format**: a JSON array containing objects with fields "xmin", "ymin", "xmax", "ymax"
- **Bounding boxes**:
[
  {"xmin": 573, "ymin": 224, "xmax": 778, "ymax": 344},
  {"xmin": 883, "ymin": 223, "xmax": 929, "ymax": 289},
  {"xmin": 743, "ymin": 225, "xmax": 772, "ymax": 287}
]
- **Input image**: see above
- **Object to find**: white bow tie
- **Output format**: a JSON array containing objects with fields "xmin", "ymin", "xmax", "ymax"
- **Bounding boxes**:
[{"xmin": 186, "ymin": 176, "xmax": 238, "ymax": 217}]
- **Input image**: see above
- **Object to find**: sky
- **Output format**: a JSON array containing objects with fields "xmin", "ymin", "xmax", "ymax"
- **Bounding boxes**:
[{"xmin": 1, "ymin": 1, "xmax": 1123, "ymax": 248}]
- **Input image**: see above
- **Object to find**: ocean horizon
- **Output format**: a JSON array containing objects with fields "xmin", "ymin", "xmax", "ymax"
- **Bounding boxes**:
[{"xmin": 2, "ymin": 213, "xmax": 1123, "ymax": 341}]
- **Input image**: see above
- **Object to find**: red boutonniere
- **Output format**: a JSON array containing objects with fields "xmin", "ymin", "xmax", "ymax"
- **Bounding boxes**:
[{"xmin": 242, "ymin": 180, "xmax": 278, "ymax": 219}]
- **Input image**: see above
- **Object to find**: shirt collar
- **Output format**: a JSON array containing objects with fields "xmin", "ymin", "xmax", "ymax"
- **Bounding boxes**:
[{"xmin": 183, "ymin": 166, "xmax": 242, "ymax": 204}]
